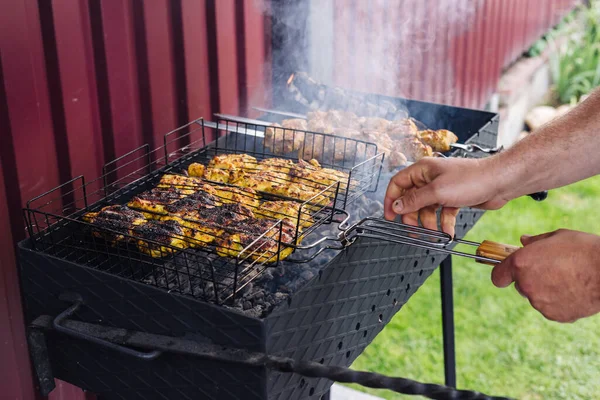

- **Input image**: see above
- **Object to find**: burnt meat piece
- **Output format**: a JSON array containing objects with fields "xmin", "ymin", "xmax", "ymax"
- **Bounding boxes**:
[
  {"xmin": 82, "ymin": 205, "xmax": 146, "ymax": 244},
  {"xmin": 127, "ymin": 186, "xmax": 194, "ymax": 218},
  {"xmin": 133, "ymin": 219, "xmax": 189, "ymax": 258},
  {"xmin": 216, "ymin": 218, "xmax": 299, "ymax": 262},
  {"xmin": 164, "ymin": 190, "xmax": 219, "ymax": 215}
]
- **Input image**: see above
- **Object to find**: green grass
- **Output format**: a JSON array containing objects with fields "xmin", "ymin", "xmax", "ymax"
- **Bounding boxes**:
[{"xmin": 347, "ymin": 176, "xmax": 600, "ymax": 399}]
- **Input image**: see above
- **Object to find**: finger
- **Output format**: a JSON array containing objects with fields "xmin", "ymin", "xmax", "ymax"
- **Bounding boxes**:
[
  {"xmin": 491, "ymin": 258, "xmax": 515, "ymax": 288},
  {"xmin": 440, "ymin": 207, "xmax": 459, "ymax": 237},
  {"xmin": 392, "ymin": 185, "xmax": 440, "ymax": 215},
  {"xmin": 383, "ymin": 162, "xmax": 436, "ymax": 219},
  {"xmin": 520, "ymin": 231, "xmax": 556, "ymax": 246},
  {"xmin": 419, "ymin": 206, "xmax": 439, "ymax": 231},
  {"xmin": 401, "ymin": 212, "xmax": 420, "ymax": 227},
  {"xmin": 514, "ymin": 282, "xmax": 528, "ymax": 298}
]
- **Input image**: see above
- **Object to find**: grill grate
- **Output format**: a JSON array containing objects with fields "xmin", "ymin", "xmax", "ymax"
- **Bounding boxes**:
[{"xmin": 23, "ymin": 118, "xmax": 384, "ymax": 304}]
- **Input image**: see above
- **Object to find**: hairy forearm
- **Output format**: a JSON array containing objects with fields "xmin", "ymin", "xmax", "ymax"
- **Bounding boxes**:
[{"xmin": 488, "ymin": 87, "xmax": 600, "ymax": 200}]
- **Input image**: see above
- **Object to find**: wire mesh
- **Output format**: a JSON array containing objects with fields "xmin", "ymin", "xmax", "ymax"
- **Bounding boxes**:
[{"xmin": 23, "ymin": 118, "xmax": 384, "ymax": 304}]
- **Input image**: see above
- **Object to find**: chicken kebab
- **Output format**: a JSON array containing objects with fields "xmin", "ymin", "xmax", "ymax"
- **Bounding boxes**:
[
  {"xmin": 81, "ymin": 153, "xmax": 350, "ymax": 262},
  {"xmin": 264, "ymin": 109, "xmax": 458, "ymax": 169}
]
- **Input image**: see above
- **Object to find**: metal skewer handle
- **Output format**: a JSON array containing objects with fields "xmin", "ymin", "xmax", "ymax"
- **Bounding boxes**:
[{"xmin": 340, "ymin": 217, "xmax": 519, "ymax": 265}]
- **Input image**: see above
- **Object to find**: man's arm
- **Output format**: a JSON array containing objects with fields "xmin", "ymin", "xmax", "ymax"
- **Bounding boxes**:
[
  {"xmin": 384, "ymin": 87, "xmax": 600, "ymax": 235},
  {"xmin": 494, "ymin": 87, "xmax": 600, "ymax": 199}
]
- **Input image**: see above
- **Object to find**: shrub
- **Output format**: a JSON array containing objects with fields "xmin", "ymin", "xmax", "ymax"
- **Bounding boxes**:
[{"xmin": 549, "ymin": 1, "xmax": 600, "ymax": 104}]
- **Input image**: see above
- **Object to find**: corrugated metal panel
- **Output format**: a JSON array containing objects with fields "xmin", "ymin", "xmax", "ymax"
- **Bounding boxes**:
[
  {"xmin": 0, "ymin": 0, "xmax": 270, "ymax": 398},
  {"xmin": 0, "ymin": 1, "xmax": 579, "ymax": 398},
  {"xmin": 330, "ymin": 0, "xmax": 579, "ymax": 109}
]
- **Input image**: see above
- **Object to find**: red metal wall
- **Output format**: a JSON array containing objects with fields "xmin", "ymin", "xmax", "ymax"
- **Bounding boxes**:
[
  {"xmin": 0, "ymin": 1, "xmax": 271, "ymax": 398},
  {"xmin": 0, "ymin": 1, "xmax": 578, "ymax": 399},
  {"xmin": 331, "ymin": 0, "xmax": 580, "ymax": 109}
]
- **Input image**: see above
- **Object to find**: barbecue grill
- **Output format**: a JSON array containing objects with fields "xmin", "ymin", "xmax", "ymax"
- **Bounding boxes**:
[{"xmin": 19, "ymin": 85, "xmax": 508, "ymax": 399}]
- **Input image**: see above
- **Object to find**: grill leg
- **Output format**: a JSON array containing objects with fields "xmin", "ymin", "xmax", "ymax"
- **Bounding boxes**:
[{"xmin": 440, "ymin": 256, "xmax": 456, "ymax": 388}]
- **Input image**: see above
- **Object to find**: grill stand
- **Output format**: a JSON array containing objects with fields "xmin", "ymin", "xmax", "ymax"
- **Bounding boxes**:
[
  {"xmin": 26, "ymin": 297, "xmax": 512, "ymax": 400},
  {"xmin": 440, "ymin": 257, "xmax": 457, "ymax": 388}
]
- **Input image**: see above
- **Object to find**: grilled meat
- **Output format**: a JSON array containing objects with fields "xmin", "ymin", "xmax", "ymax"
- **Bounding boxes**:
[
  {"xmin": 82, "ymin": 205, "xmax": 146, "ymax": 244},
  {"xmin": 212, "ymin": 185, "xmax": 260, "ymax": 208},
  {"xmin": 418, "ymin": 129, "xmax": 458, "ymax": 152},
  {"xmin": 362, "ymin": 117, "xmax": 390, "ymax": 132},
  {"xmin": 290, "ymin": 159, "xmax": 347, "ymax": 194},
  {"xmin": 127, "ymin": 186, "xmax": 195, "ymax": 219},
  {"xmin": 208, "ymin": 153, "xmax": 257, "ymax": 170},
  {"xmin": 187, "ymin": 163, "xmax": 205, "ymax": 178},
  {"xmin": 229, "ymin": 169, "xmax": 288, "ymax": 193},
  {"xmin": 164, "ymin": 190, "xmax": 219, "ymax": 215},
  {"xmin": 133, "ymin": 219, "xmax": 189, "ymax": 258},
  {"xmin": 216, "ymin": 218, "xmax": 298, "ymax": 262},
  {"xmin": 382, "ymin": 148, "xmax": 408, "ymax": 168},
  {"xmin": 387, "ymin": 118, "xmax": 419, "ymax": 139},
  {"xmin": 256, "ymin": 157, "xmax": 295, "ymax": 174},
  {"xmin": 274, "ymin": 182, "xmax": 331, "ymax": 212},
  {"xmin": 255, "ymin": 200, "xmax": 313, "ymax": 228},
  {"xmin": 160, "ymin": 214, "xmax": 224, "ymax": 248},
  {"xmin": 157, "ymin": 174, "xmax": 205, "ymax": 190},
  {"xmin": 204, "ymin": 167, "xmax": 231, "ymax": 183},
  {"xmin": 398, "ymin": 136, "xmax": 434, "ymax": 161},
  {"xmin": 194, "ymin": 203, "xmax": 256, "ymax": 227},
  {"xmin": 265, "ymin": 119, "xmax": 308, "ymax": 154}
]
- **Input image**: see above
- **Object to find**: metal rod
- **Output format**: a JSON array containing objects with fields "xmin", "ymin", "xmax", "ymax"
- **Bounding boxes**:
[
  {"xmin": 202, "ymin": 120, "xmax": 265, "ymax": 137},
  {"xmin": 440, "ymin": 257, "xmax": 457, "ymax": 388},
  {"xmin": 30, "ymin": 315, "xmax": 513, "ymax": 400}
]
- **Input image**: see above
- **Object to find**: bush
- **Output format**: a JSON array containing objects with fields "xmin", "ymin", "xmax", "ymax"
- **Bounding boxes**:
[{"xmin": 549, "ymin": 1, "xmax": 600, "ymax": 105}]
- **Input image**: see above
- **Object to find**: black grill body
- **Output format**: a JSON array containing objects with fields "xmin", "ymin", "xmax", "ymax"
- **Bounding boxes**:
[{"xmin": 18, "ymin": 97, "xmax": 498, "ymax": 400}]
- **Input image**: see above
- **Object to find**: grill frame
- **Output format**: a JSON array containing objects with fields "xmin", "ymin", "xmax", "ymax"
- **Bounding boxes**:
[{"xmin": 18, "ymin": 96, "xmax": 499, "ymax": 400}]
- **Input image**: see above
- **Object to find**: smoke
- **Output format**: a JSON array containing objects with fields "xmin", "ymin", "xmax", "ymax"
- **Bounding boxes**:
[{"xmin": 248, "ymin": 0, "xmax": 483, "ymax": 114}]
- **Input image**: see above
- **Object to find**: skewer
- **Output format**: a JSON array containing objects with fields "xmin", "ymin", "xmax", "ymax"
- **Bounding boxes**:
[{"xmin": 251, "ymin": 107, "xmax": 503, "ymax": 154}]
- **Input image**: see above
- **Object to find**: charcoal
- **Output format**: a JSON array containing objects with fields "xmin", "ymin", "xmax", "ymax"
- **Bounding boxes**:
[{"xmin": 137, "ymin": 188, "xmax": 387, "ymax": 319}]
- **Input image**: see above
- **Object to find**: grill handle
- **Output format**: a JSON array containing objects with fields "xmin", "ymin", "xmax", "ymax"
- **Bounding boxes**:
[
  {"xmin": 53, "ymin": 293, "xmax": 162, "ymax": 361},
  {"xmin": 340, "ymin": 217, "xmax": 519, "ymax": 265}
]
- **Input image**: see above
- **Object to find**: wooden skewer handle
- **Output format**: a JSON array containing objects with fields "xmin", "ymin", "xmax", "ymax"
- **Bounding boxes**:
[{"xmin": 475, "ymin": 240, "xmax": 520, "ymax": 265}]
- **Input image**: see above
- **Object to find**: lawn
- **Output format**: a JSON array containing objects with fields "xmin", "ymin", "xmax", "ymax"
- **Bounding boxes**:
[{"xmin": 347, "ymin": 175, "xmax": 600, "ymax": 399}]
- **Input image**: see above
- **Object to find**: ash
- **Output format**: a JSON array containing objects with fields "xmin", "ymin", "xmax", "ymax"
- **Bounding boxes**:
[{"xmin": 143, "ymin": 194, "xmax": 384, "ymax": 319}]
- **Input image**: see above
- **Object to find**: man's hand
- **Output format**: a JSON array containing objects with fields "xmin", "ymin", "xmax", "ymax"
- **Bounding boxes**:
[
  {"xmin": 492, "ymin": 229, "xmax": 600, "ymax": 323},
  {"xmin": 384, "ymin": 157, "xmax": 510, "ymax": 236}
]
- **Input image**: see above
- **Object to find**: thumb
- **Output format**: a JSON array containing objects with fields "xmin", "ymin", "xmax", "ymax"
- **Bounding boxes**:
[
  {"xmin": 520, "ymin": 231, "xmax": 555, "ymax": 246},
  {"xmin": 392, "ymin": 186, "xmax": 439, "ymax": 215}
]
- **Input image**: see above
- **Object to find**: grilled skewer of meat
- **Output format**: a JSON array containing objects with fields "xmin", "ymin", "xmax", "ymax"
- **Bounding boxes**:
[
  {"xmin": 82, "ymin": 205, "xmax": 146, "ymax": 244},
  {"xmin": 387, "ymin": 118, "xmax": 419, "ymax": 139},
  {"xmin": 417, "ymin": 129, "xmax": 459, "ymax": 153},
  {"xmin": 398, "ymin": 136, "xmax": 434, "ymax": 161},
  {"xmin": 265, "ymin": 119, "xmax": 307, "ymax": 154}
]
